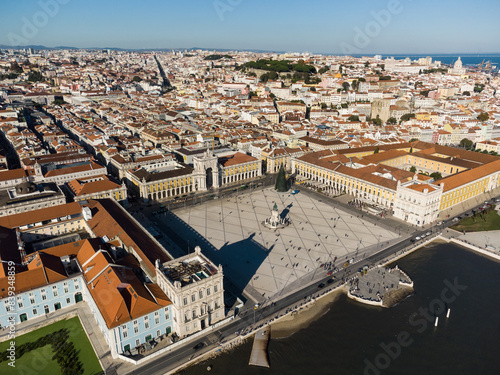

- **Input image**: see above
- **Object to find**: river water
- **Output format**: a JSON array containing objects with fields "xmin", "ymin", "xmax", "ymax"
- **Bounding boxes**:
[{"xmin": 177, "ymin": 242, "xmax": 500, "ymax": 375}]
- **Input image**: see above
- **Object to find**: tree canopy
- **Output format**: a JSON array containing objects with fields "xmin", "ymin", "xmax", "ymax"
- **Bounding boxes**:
[
  {"xmin": 459, "ymin": 138, "xmax": 474, "ymax": 150},
  {"xmin": 204, "ymin": 54, "xmax": 233, "ymax": 60},
  {"xmin": 430, "ymin": 172, "xmax": 442, "ymax": 181},
  {"xmin": 27, "ymin": 71, "xmax": 44, "ymax": 82},
  {"xmin": 400, "ymin": 113, "xmax": 416, "ymax": 122},
  {"xmin": 275, "ymin": 165, "xmax": 288, "ymax": 192},
  {"xmin": 477, "ymin": 112, "xmax": 489, "ymax": 122},
  {"xmin": 243, "ymin": 59, "xmax": 316, "ymax": 74}
]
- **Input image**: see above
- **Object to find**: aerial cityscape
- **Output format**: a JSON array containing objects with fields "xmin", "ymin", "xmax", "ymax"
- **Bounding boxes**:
[{"xmin": 1, "ymin": 1, "xmax": 500, "ymax": 375}]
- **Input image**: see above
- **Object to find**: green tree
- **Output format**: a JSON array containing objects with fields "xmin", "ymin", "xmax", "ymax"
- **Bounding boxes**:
[
  {"xmin": 430, "ymin": 172, "xmax": 442, "ymax": 180},
  {"xmin": 477, "ymin": 112, "xmax": 489, "ymax": 122},
  {"xmin": 132, "ymin": 76, "xmax": 142, "ymax": 82},
  {"xmin": 474, "ymin": 84, "xmax": 485, "ymax": 93},
  {"xmin": 27, "ymin": 71, "xmax": 44, "ymax": 82},
  {"xmin": 318, "ymin": 66, "xmax": 329, "ymax": 74},
  {"xmin": 372, "ymin": 116, "xmax": 382, "ymax": 126},
  {"xmin": 387, "ymin": 117, "xmax": 397, "ymax": 124},
  {"xmin": 459, "ymin": 138, "xmax": 474, "ymax": 149},
  {"xmin": 409, "ymin": 138, "xmax": 419, "ymax": 142},
  {"xmin": 342, "ymin": 82, "xmax": 350, "ymax": 91},
  {"xmin": 420, "ymin": 90, "xmax": 430, "ymax": 97},
  {"xmin": 462, "ymin": 91, "xmax": 471, "ymax": 96},
  {"xmin": 347, "ymin": 115, "xmax": 359, "ymax": 122},
  {"xmin": 374, "ymin": 146, "xmax": 379, "ymax": 154},
  {"xmin": 400, "ymin": 113, "xmax": 416, "ymax": 122},
  {"xmin": 409, "ymin": 147, "xmax": 413, "ymax": 153},
  {"xmin": 409, "ymin": 166, "xmax": 416, "ymax": 173},
  {"xmin": 10, "ymin": 62, "xmax": 23, "ymax": 73},
  {"xmin": 321, "ymin": 103, "xmax": 327, "ymax": 109},
  {"xmin": 275, "ymin": 165, "xmax": 288, "ymax": 192},
  {"xmin": 52, "ymin": 99, "xmax": 65, "ymax": 105}
]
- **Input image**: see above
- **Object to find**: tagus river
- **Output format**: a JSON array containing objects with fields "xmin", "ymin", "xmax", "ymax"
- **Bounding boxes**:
[{"xmin": 177, "ymin": 243, "xmax": 500, "ymax": 375}]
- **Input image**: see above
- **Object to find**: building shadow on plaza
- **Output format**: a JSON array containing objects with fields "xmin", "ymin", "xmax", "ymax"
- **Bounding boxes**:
[{"xmin": 160, "ymin": 211, "xmax": 269, "ymax": 303}]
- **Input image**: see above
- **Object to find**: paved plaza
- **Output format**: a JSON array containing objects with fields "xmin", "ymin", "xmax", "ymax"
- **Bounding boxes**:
[{"xmin": 157, "ymin": 188, "xmax": 401, "ymax": 304}]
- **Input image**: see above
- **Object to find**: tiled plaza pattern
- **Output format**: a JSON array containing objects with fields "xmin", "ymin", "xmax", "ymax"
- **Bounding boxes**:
[{"xmin": 168, "ymin": 188, "xmax": 399, "ymax": 303}]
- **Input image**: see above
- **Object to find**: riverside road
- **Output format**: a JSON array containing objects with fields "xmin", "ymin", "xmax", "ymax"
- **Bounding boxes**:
[{"xmin": 124, "ymin": 186, "xmax": 496, "ymax": 375}]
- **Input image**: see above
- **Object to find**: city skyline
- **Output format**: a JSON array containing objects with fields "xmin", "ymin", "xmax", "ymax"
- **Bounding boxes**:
[{"xmin": 1, "ymin": 0, "xmax": 500, "ymax": 54}]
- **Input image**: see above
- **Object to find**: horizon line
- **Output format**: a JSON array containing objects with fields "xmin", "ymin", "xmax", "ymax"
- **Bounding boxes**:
[{"xmin": 2, "ymin": 44, "xmax": 500, "ymax": 56}]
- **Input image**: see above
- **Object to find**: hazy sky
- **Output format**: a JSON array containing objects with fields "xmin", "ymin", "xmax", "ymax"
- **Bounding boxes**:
[{"xmin": 1, "ymin": 0, "xmax": 500, "ymax": 54}]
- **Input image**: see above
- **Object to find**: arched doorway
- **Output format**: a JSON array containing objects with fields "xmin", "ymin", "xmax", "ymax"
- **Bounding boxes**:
[{"xmin": 206, "ymin": 168, "xmax": 213, "ymax": 189}]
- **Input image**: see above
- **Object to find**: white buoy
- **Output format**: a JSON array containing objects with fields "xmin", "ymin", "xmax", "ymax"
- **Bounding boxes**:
[
  {"xmin": 434, "ymin": 316, "xmax": 439, "ymax": 327},
  {"xmin": 446, "ymin": 309, "xmax": 450, "ymax": 318}
]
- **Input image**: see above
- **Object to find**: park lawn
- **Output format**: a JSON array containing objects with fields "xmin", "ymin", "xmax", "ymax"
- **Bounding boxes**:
[
  {"xmin": 0, "ymin": 316, "xmax": 102, "ymax": 375},
  {"xmin": 450, "ymin": 207, "xmax": 500, "ymax": 232}
]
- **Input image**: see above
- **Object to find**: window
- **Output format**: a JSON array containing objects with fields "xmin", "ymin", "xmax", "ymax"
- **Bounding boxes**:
[
  {"xmin": 42, "ymin": 294, "xmax": 47, "ymax": 301},
  {"xmin": 191, "ymin": 294, "xmax": 195, "ymax": 302},
  {"xmin": 156, "ymin": 330, "xmax": 161, "ymax": 337},
  {"xmin": 135, "ymin": 339, "xmax": 140, "ymax": 347},
  {"xmin": 206, "ymin": 288, "xmax": 210, "ymax": 296},
  {"xmin": 74, "ymin": 279, "xmax": 80, "ymax": 290},
  {"xmin": 183, "ymin": 297, "xmax": 188, "ymax": 306},
  {"xmin": 29, "ymin": 293, "xmax": 35, "ymax": 305},
  {"xmin": 66, "ymin": 298, "xmax": 70, "ymax": 304},
  {"xmin": 199, "ymin": 290, "xmax": 203, "ymax": 299},
  {"xmin": 123, "ymin": 331, "xmax": 128, "ymax": 338},
  {"xmin": 214, "ymin": 284, "xmax": 218, "ymax": 293},
  {"xmin": 33, "ymin": 308, "xmax": 37, "ymax": 315},
  {"xmin": 145, "ymin": 322, "xmax": 149, "ymax": 329},
  {"xmin": 52, "ymin": 286, "xmax": 58, "ymax": 297},
  {"xmin": 134, "ymin": 326, "xmax": 139, "ymax": 334},
  {"xmin": 155, "ymin": 317, "xmax": 159, "ymax": 325}
]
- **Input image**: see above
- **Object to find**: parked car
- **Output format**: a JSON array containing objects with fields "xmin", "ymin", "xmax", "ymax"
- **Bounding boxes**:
[{"xmin": 193, "ymin": 342, "xmax": 205, "ymax": 350}]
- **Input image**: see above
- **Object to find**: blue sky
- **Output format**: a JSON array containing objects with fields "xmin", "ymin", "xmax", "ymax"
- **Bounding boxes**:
[{"xmin": 1, "ymin": 0, "xmax": 499, "ymax": 54}]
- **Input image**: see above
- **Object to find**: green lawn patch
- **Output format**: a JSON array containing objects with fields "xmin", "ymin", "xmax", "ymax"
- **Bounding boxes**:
[
  {"xmin": 0, "ymin": 316, "xmax": 102, "ymax": 375},
  {"xmin": 450, "ymin": 206, "xmax": 500, "ymax": 232}
]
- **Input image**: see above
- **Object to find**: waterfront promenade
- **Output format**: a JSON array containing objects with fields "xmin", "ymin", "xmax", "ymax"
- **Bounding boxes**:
[{"xmin": 347, "ymin": 266, "xmax": 413, "ymax": 307}]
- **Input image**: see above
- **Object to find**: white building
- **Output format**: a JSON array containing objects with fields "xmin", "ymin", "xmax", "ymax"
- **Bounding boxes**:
[{"xmin": 156, "ymin": 247, "xmax": 225, "ymax": 338}]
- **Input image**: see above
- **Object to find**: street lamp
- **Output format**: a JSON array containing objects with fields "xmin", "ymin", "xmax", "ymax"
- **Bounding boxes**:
[{"xmin": 253, "ymin": 304, "xmax": 258, "ymax": 325}]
